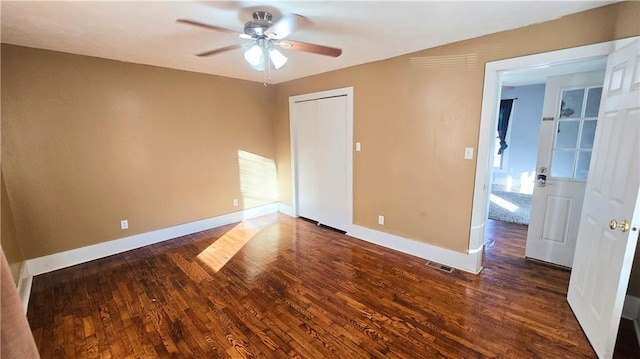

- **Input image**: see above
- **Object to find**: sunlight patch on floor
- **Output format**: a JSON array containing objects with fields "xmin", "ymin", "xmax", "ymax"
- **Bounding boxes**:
[
  {"xmin": 490, "ymin": 193, "xmax": 519, "ymax": 212},
  {"xmin": 196, "ymin": 222, "xmax": 260, "ymax": 272}
]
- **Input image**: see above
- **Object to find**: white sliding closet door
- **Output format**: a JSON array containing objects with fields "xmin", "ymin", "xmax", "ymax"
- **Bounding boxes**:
[
  {"xmin": 318, "ymin": 96, "xmax": 348, "ymax": 230},
  {"xmin": 295, "ymin": 100, "xmax": 320, "ymax": 222},
  {"xmin": 293, "ymin": 95, "xmax": 348, "ymax": 231}
]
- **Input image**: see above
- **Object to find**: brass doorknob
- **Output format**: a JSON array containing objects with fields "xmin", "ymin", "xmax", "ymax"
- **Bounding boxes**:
[{"xmin": 609, "ymin": 219, "xmax": 630, "ymax": 232}]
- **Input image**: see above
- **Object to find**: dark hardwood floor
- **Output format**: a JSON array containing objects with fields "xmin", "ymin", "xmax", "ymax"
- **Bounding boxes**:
[
  {"xmin": 616, "ymin": 318, "xmax": 640, "ymax": 358},
  {"xmin": 26, "ymin": 215, "xmax": 626, "ymax": 358}
]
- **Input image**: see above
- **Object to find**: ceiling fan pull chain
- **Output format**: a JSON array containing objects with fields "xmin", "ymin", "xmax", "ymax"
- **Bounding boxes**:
[
  {"xmin": 263, "ymin": 45, "xmax": 268, "ymax": 86},
  {"xmin": 267, "ymin": 48, "xmax": 273, "ymax": 83},
  {"xmin": 263, "ymin": 68, "xmax": 267, "ymax": 87}
]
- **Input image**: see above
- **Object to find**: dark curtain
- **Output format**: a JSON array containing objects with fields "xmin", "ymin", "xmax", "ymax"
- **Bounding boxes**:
[{"xmin": 497, "ymin": 99, "xmax": 514, "ymax": 155}]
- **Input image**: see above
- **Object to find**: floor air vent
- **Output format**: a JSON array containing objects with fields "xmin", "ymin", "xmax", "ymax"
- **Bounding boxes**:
[{"xmin": 426, "ymin": 261, "xmax": 454, "ymax": 273}]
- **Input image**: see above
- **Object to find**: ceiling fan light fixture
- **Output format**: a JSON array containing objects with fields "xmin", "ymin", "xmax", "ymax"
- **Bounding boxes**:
[
  {"xmin": 269, "ymin": 48, "xmax": 288, "ymax": 70},
  {"xmin": 244, "ymin": 45, "xmax": 264, "ymax": 70},
  {"xmin": 244, "ymin": 43, "xmax": 288, "ymax": 72}
]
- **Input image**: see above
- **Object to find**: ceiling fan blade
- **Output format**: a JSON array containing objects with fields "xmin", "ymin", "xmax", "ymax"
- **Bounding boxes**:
[
  {"xmin": 265, "ymin": 14, "xmax": 310, "ymax": 40},
  {"xmin": 196, "ymin": 44, "xmax": 243, "ymax": 57},
  {"xmin": 278, "ymin": 40, "xmax": 342, "ymax": 57},
  {"xmin": 176, "ymin": 19, "xmax": 244, "ymax": 37}
]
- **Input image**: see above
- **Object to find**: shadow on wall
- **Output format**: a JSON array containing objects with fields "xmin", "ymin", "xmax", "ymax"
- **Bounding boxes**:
[{"xmin": 238, "ymin": 150, "xmax": 278, "ymax": 211}]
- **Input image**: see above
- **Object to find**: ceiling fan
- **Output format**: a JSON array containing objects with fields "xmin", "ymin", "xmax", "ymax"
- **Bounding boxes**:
[{"xmin": 177, "ymin": 11, "xmax": 342, "ymax": 82}]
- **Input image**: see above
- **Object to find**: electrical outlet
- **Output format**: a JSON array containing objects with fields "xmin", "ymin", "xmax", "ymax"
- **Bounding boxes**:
[
  {"xmin": 378, "ymin": 215, "xmax": 385, "ymax": 225},
  {"xmin": 120, "ymin": 220, "xmax": 129, "ymax": 230},
  {"xmin": 233, "ymin": 198, "xmax": 239, "ymax": 207}
]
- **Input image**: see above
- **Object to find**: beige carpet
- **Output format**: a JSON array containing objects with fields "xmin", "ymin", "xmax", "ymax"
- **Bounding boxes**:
[{"xmin": 488, "ymin": 190, "xmax": 532, "ymax": 225}]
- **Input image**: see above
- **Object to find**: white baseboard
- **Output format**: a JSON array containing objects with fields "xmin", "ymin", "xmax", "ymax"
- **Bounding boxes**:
[
  {"xmin": 17, "ymin": 273, "xmax": 33, "ymax": 313},
  {"xmin": 623, "ymin": 295, "xmax": 640, "ymax": 320},
  {"xmin": 14, "ymin": 261, "xmax": 32, "ymax": 313},
  {"xmin": 15, "ymin": 260, "xmax": 26, "ymax": 285},
  {"xmin": 277, "ymin": 203, "xmax": 295, "ymax": 217},
  {"xmin": 25, "ymin": 203, "xmax": 279, "ymax": 278},
  {"xmin": 469, "ymin": 222, "xmax": 485, "ymax": 252},
  {"xmin": 347, "ymin": 224, "xmax": 483, "ymax": 274}
]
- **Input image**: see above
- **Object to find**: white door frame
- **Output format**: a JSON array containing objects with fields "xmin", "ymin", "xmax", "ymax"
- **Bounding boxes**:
[
  {"xmin": 470, "ymin": 39, "xmax": 636, "ymax": 256},
  {"xmin": 289, "ymin": 87, "xmax": 354, "ymax": 230}
]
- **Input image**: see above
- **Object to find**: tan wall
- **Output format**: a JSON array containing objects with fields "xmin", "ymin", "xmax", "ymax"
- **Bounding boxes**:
[
  {"xmin": 1, "ymin": 44, "xmax": 277, "ymax": 259},
  {"xmin": 273, "ymin": 2, "xmax": 640, "ymax": 253}
]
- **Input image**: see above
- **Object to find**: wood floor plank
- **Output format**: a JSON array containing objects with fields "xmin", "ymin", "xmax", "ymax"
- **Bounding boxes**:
[{"xmin": 28, "ymin": 215, "xmax": 612, "ymax": 358}]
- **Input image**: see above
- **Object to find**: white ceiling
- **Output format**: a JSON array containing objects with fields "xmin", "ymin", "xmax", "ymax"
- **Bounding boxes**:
[{"xmin": 1, "ymin": 1, "xmax": 616, "ymax": 84}]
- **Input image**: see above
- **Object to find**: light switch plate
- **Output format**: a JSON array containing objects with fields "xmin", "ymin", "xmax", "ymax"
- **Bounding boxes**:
[
  {"xmin": 464, "ymin": 147, "xmax": 474, "ymax": 160},
  {"xmin": 355, "ymin": 142, "xmax": 361, "ymax": 152}
]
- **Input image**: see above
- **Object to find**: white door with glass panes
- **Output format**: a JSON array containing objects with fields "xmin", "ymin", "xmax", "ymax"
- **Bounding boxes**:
[
  {"xmin": 567, "ymin": 38, "xmax": 640, "ymax": 359},
  {"xmin": 525, "ymin": 71, "xmax": 605, "ymax": 267}
]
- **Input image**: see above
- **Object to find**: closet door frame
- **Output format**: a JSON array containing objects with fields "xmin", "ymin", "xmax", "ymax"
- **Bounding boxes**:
[{"xmin": 289, "ymin": 87, "xmax": 354, "ymax": 231}]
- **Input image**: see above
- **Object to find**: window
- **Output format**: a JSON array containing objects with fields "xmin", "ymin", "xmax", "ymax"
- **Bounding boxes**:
[{"xmin": 550, "ymin": 86, "xmax": 602, "ymax": 180}]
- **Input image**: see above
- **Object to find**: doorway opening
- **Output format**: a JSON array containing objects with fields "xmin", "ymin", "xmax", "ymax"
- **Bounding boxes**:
[
  {"xmin": 467, "ymin": 40, "xmax": 622, "ymax": 259},
  {"xmin": 486, "ymin": 57, "xmax": 606, "ymax": 229},
  {"xmin": 472, "ymin": 38, "xmax": 640, "ymax": 358}
]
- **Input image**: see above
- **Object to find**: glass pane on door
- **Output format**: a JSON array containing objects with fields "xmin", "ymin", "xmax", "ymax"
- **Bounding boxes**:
[
  {"xmin": 551, "ymin": 86, "xmax": 601, "ymax": 180},
  {"xmin": 555, "ymin": 120, "xmax": 580, "ymax": 148},
  {"xmin": 560, "ymin": 89, "xmax": 585, "ymax": 118},
  {"xmin": 580, "ymin": 120, "xmax": 597, "ymax": 149},
  {"xmin": 551, "ymin": 150, "xmax": 575, "ymax": 178},
  {"xmin": 575, "ymin": 151, "xmax": 592, "ymax": 179},
  {"xmin": 585, "ymin": 87, "xmax": 603, "ymax": 117}
]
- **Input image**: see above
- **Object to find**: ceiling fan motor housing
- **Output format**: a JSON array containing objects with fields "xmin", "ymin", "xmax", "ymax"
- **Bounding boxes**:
[{"xmin": 244, "ymin": 11, "xmax": 273, "ymax": 38}]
